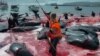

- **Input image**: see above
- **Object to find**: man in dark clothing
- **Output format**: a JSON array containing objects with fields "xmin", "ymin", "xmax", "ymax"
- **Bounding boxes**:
[
  {"xmin": 32, "ymin": 10, "xmax": 41, "ymax": 20},
  {"xmin": 91, "ymin": 11, "xmax": 95, "ymax": 17},
  {"xmin": 64, "ymin": 13, "xmax": 68, "ymax": 20},
  {"xmin": 11, "ymin": 13, "xmax": 19, "ymax": 26},
  {"xmin": 8, "ymin": 16, "xmax": 15, "ymax": 29}
]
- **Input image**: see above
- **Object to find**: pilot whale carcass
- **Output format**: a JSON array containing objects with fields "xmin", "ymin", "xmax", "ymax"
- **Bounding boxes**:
[
  {"xmin": 64, "ymin": 26, "xmax": 99, "ymax": 50},
  {"xmin": 9, "ymin": 43, "xmax": 33, "ymax": 56}
]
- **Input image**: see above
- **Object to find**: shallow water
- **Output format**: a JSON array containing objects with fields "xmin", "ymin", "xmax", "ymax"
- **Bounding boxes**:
[{"xmin": 0, "ymin": 5, "xmax": 100, "ymax": 17}]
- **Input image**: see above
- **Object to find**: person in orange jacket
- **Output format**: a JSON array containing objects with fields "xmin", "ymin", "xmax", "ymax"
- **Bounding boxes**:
[{"xmin": 47, "ymin": 13, "xmax": 62, "ymax": 56}]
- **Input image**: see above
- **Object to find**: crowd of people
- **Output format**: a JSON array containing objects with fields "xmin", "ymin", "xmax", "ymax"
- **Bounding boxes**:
[{"xmin": 7, "ymin": 9, "xmax": 100, "ymax": 29}]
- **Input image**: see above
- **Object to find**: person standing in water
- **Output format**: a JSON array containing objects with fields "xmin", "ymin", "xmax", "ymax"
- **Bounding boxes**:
[
  {"xmin": 47, "ymin": 13, "xmax": 62, "ymax": 56},
  {"xmin": 8, "ymin": 14, "xmax": 15, "ymax": 29},
  {"xmin": 64, "ymin": 13, "xmax": 68, "ymax": 20},
  {"xmin": 11, "ymin": 13, "xmax": 19, "ymax": 26},
  {"xmin": 91, "ymin": 11, "xmax": 95, "ymax": 17},
  {"xmin": 33, "ymin": 10, "xmax": 41, "ymax": 20},
  {"xmin": 32, "ymin": 7, "xmax": 41, "ymax": 20}
]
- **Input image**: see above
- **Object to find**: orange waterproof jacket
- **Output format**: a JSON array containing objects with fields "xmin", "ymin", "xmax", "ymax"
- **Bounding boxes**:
[{"xmin": 47, "ymin": 19, "xmax": 62, "ymax": 39}]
